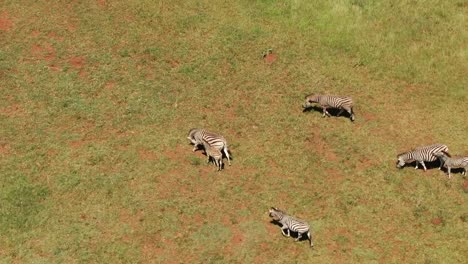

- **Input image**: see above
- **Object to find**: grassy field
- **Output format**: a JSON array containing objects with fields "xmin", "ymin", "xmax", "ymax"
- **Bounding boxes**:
[{"xmin": 1, "ymin": 0, "xmax": 467, "ymax": 263}]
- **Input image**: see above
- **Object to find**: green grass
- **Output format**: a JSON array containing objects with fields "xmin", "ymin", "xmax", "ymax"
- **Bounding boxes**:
[{"xmin": 1, "ymin": 0, "xmax": 467, "ymax": 262}]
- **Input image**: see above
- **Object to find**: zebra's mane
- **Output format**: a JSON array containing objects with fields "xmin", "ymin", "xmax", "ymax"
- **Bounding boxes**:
[{"xmin": 396, "ymin": 151, "xmax": 408, "ymax": 157}]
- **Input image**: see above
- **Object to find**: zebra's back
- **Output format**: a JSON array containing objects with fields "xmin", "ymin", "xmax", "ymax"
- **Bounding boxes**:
[
  {"xmin": 411, "ymin": 144, "xmax": 449, "ymax": 162},
  {"xmin": 319, "ymin": 95, "xmax": 353, "ymax": 108},
  {"xmin": 444, "ymin": 156, "xmax": 468, "ymax": 168}
]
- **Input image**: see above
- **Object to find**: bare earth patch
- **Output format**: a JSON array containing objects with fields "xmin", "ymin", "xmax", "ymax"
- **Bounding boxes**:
[{"xmin": 0, "ymin": 11, "xmax": 13, "ymax": 31}]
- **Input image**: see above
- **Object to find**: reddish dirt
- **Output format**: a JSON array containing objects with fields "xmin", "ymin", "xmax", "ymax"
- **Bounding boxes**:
[
  {"xmin": 304, "ymin": 130, "xmax": 338, "ymax": 161},
  {"xmin": 97, "ymin": 0, "xmax": 107, "ymax": 7},
  {"xmin": 0, "ymin": 11, "xmax": 13, "ymax": 31},
  {"xmin": 104, "ymin": 81, "xmax": 116, "ymax": 90},
  {"xmin": 431, "ymin": 217, "xmax": 443, "ymax": 225},
  {"xmin": 356, "ymin": 157, "xmax": 375, "ymax": 171},
  {"xmin": 138, "ymin": 148, "xmax": 159, "ymax": 161},
  {"xmin": 31, "ymin": 43, "xmax": 56, "ymax": 62},
  {"xmin": 463, "ymin": 180, "xmax": 468, "ymax": 193},
  {"xmin": 360, "ymin": 112, "xmax": 376, "ymax": 122},
  {"xmin": 0, "ymin": 143, "xmax": 10, "ymax": 155},
  {"xmin": 0, "ymin": 103, "xmax": 26, "ymax": 117},
  {"xmin": 162, "ymin": 144, "xmax": 189, "ymax": 163},
  {"xmin": 264, "ymin": 53, "xmax": 277, "ymax": 64},
  {"xmin": 69, "ymin": 56, "xmax": 85, "ymax": 69}
]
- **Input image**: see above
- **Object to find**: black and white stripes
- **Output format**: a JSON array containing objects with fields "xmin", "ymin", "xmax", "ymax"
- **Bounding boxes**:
[
  {"xmin": 396, "ymin": 144, "xmax": 449, "ymax": 171},
  {"xmin": 434, "ymin": 151, "xmax": 468, "ymax": 178},
  {"xmin": 268, "ymin": 207, "xmax": 314, "ymax": 248},
  {"xmin": 303, "ymin": 94, "xmax": 355, "ymax": 121},
  {"xmin": 187, "ymin": 128, "xmax": 231, "ymax": 168}
]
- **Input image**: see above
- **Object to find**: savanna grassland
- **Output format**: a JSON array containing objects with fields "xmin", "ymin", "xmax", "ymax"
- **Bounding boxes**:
[{"xmin": 1, "ymin": 0, "xmax": 467, "ymax": 263}]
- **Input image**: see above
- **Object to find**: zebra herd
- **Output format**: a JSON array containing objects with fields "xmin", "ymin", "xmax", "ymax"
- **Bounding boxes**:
[{"xmin": 186, "ymin": 94, "xmax": 467, "ymax": 249}]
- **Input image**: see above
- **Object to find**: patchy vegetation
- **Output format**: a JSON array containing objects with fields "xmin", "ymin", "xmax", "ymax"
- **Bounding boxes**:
[{"xmin": 0, "ymin": 0, "xmax": 466, "ymax": 262}]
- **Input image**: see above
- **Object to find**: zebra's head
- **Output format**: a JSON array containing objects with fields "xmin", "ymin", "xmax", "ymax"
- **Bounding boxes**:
[
  {"xmin": 396, "ymin": 154, "xmax": 407, "ymax": 169},
  {"xmin": 187, "ymin": 128, "xmax": 199, "ymax": 143},
  {"xmin": 303, "ymin": 94, "xmax": 318, "ymax": 108},
  {"xmin": 434, "ymin": 151, "xmax": 450, "ymax": 161},
  {"xmin": 268, "ymin": 207, "xmax": 285, "ymax": 221}
]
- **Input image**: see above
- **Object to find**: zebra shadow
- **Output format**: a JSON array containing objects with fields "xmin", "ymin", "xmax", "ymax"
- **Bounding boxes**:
[
  {"xmin": 402, "ymin": 160, "xmax": 443, "ymax": 171},
  {"xmin": 190, "ymin": 143, "xmax": 234, "ymax": 163},
  {"xmin": 269, "ymin": 220, "xmax": 310, "ymax": 242},
  {"xmin": 302, "ymin": 106, "xmax": 353, "ymax": 119}
]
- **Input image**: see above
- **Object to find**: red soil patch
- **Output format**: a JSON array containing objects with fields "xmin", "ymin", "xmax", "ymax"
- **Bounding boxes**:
[
  {"xmin": 0, "ymin": 103, "xmax": 26, "ymax": 117},
  {"xmin": 104, "ymin": 81, "xmax": 116, "ymax": 90},
  {"xmin": 462, "ymin": 180, "xmax": 468, "ymax": 193},
  {"xmin": 326, "ymin": 168, "xmax": 344, "ymax": 182},
  {"xmin": 0, "ymin": 143, "xmax": 10, "ymax": 155},
  {"xmin": 31, "ymin": 30, "xmax": 41, "ymax": 37},
  {"xmin": 31, "ymin": 43, "xmax": 56, "ymax": 62},
  {"xmin": 163, "ymin": 144, "xmax": 189, "ymax": 162},
  {"xmin": 47, "ymin": 32, "xmax": 64, "ymax": 42},
  {"xmin": 69, "ymin": 56, "xmax": 85, "ymax": 69},
  {"xmin": 264, "ymin": 53, "xmax": 277, "ymax": 64},
  {"xmin": 356, "ymin": 157, "xmax": 375, "ymax": 171},
  {"xmin": 360, "ymin": 112, "xmax": 376, "ymax": 122},
  {"xmin": 138, "ymin": 148, "xmax": 158, "ymax": 161},
  {"xmin": 304, "ymin": 130, "xmax": 338, "ymax": 162},
  {"xmin": 0, "ymin": 11, "xmax": 13, "ymax": 32},
  {"xmin": 119, "ymin": 208, "xmax": 144, "ymax": 231},
  {"xmin": 97, "ymin": 0, "xmax": 107, "ymax": 7},
  {"xmin": 431, "ymin": 217, "xmax": 443, "ymax": 225}
]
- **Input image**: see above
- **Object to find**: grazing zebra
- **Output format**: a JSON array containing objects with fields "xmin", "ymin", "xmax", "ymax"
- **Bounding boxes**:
[
  {"xmin": 268, "ymin": 207, "xmax": 314, "ymax": 248},
  {"xmin": 303, "ymin": 94, "xmax": 355, "ymax": 121},
  {"xmin": 396, "ymin": 144, "xmax": 449, "ymax": 171},
  {"xmin": 203, "ymin": 141, "xmax": 223, "ymax": 171},
  {"xmin": 187, "ymin": 128, "xmax": 231, "ymax": 165},
  {"xmin": 434, "ymin": 151, "xmax": 468, "ymax": 178}
]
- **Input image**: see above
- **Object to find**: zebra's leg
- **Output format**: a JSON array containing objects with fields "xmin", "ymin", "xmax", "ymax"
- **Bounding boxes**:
[
  {"xmin": 337, "ymin": 108, "xmax": 344, "ymax": 116},
  {"xmin": 419, "ymin": 161, "xmax": 427, "ymax": 171},
  {"xmin": 322, "ymin": 107, "xmax": 331, "ymax": 117},
  {"xmin": 420, "ymin": 161, "xmax": 427, "ymax": 171},
  {"xmin": 224, "ymin": 147, "xmax": 231, "ymax": 166},
  {"xmin": 350, "ymin": 107, "xmax": 355, "ymax": 121},
  {"xmin": 307, "ymin": 231, "xmax": 314, "ymax": 247},
  {"xmin": 295, "ymin": 232, "xmax": 302, "ymax": 242},
  {"xmin": 447, "ymin": 167, "xmax": 451, "ymax": 179},
  {"xmin": 281, "ymin": 228, "xmax": 290, "ymax": 237}
]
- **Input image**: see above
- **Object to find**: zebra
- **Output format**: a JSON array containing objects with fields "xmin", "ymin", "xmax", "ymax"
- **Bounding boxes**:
[
  {"xmin": 434, "ymin": 151, "xmax": 468, "ymax": 179},
  {"xmin": 303, "ymin": 94, "xmax": 355, "ymax": 121},
  {"xmin": 187, "ymin": 128, "xmax": 231, "ymax": 165},
  {"xmin": 202, "ymin": 141, "xmax": 223, "ymax": 171},
  {"xmin": 396, "ymin": 144, "xmax": 449, "ymax": 171},
  {"xmin": 268, "ymin": 207, "xmax": 314, "ymax": 248}
]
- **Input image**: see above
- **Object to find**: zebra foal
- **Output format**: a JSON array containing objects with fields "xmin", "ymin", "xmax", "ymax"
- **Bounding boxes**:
[
  {"xmin": 268, "ymin": 207, "xmax": 314, "ymax": 248},
  {"xmin": 202, "ymin": 141, "xmax": 223, "ymax": 171},
  {"xmin": 434, "ymin": 151, "xmax": 468, "ymax": 178},
  {"xmin": 187, "ymin": 128, "xmax": 231, "ymax": 166},
  {"xmin": 303, "ymin": 94, "xmax": 355, "ymax": 121},
  {"xmin": 396, "ymin": 144, "xmax": 449, "ymax": 171}
]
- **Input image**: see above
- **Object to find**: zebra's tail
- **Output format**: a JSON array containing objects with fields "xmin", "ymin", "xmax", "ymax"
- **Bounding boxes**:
[{"xmin": 350, "ymin": 107, "xmax": 355, "ymax": 122}]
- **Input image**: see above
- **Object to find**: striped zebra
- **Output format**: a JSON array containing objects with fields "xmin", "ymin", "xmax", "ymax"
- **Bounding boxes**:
[
  {"xmin": 434, "ymin": 151, "xmax": 468, "ymax": 178},
  {"xmin": 202, "ymin": 141, "xmax": 223, "ymax": 171},
  {"xmin": 268, "ymin": 207, "xmax": 314, "ymax": 248},
  {"xmin": 396, "ymin": 144, "xmax": 449, "ymax": 171},
  {"xmin": 187, "ymin": 128, "xmax": 231, "ymax": 165},
  {"xmin": 303, "ymin": 94, "xmax": 355, "ymax": 121}
]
